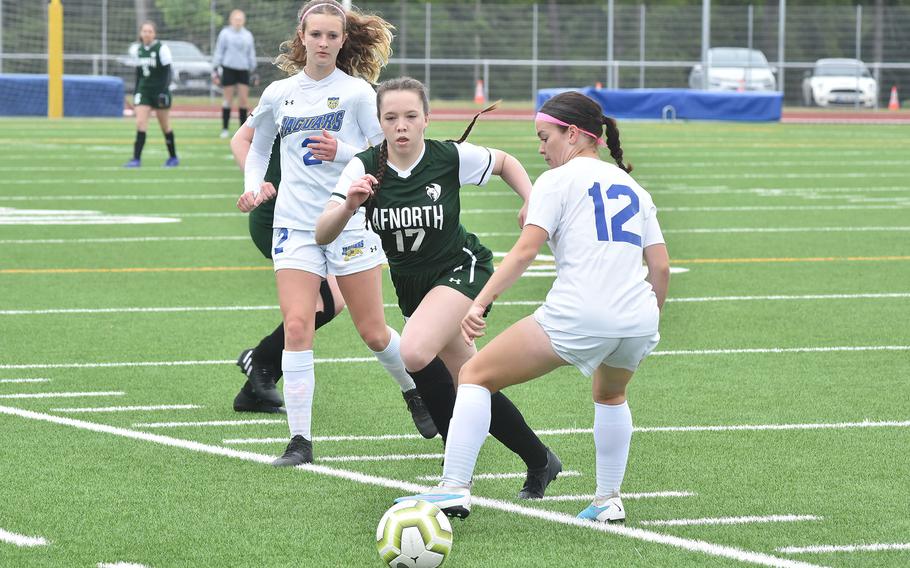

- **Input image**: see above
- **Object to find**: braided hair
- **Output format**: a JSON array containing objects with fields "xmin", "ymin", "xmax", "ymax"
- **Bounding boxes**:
[
  {"xmin": 363, "ymin": 77, "xmax": 499, "ymax": 227},
  {"xmin": 538, "ymin": 91, "xmax": 631, "ymax": 173}
]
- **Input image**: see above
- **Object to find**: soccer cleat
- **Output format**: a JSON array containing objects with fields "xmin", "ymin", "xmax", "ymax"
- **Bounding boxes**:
[
  {"xmin": 577, "ymin": 496, "xmax": 625, "ymax": 523},
  {"xmin": 236, "ymin": 348, "xmax": 283, "ymax": 407},
  {"xmin": 517, "ymin": 447, "xmax": 562, "ymax": 499},
  {"xmin": 123, "ymin": 158, "xmax": 141, "ymax": 168},
  {"xmin": 164, "ymin": 156, "xmax": 180, "ymax": 168},
  {"xmin": 232, "ymin": 381, "xmax": 286, "ymax": 414},
  {"xmin": 403, "ymin": 389, "xmax": 438, "ymax": 439},
  {"xmin": 220, "ymin": 129, "xmax": 230, "ymax": 139},
  {"xmin": 395, "ymin": 485, "xmax": 471, "ymax": 519},
  {"xmin": 272, "ymin": 435, "xmax": 313, "ymax": 467}
]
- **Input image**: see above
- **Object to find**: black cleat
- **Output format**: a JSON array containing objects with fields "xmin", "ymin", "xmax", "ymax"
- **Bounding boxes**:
[
  {"xmin": 403, "ymin": 388, "xmax": 438, "ymax": 439},
  {"xmin": 517, "ymin": 447, "xmax": 562, "ymax": 499},
  {"xmin": 233, "ymin": 381, "xmax": 286, "ymax": 414},
  {"xmin": 272, "ymin": 435, "xmax": 313, "ymax": 467},
  {"xmin": 236, "ymin": 348, "xmax": 283, "ymax": 407}
]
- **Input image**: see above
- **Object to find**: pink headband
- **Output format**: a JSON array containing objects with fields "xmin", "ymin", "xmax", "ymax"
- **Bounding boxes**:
[
  {"xmin": 302, "ymin": 3, "xmax": 346, "ymax": 25},
  {"xmin": 535, "ymin": 112, "xmax": 604, "ymax": 146}
]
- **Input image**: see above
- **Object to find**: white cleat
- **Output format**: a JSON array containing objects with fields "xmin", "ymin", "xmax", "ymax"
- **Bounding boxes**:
[
  {"xmin": 220, "ymin": 129, "xmax": 230, "ymax": 139},
  {"xmin": 395, "ymin": 485, "xmax": 471, "ymax": 519},
  {"xmin": 577, "ymin": 496, "xmax": 625, "ymax": 523}
]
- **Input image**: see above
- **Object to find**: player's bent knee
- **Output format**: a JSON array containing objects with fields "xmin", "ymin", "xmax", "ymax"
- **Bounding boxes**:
[
  {"xmin": 283, "ymin": 317, "xmax": 314, "ymax": 347},
  {"xmin": 457, "ymin": 358, "xmax": 491, "ymax": 389},
  {"xmin": 400, "ymin": 344, "xmax": 435, "ymax": 372}
]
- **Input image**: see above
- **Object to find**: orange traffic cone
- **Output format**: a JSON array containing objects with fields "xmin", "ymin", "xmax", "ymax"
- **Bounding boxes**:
[
  {"xmin": 474, "ymin": 80, "xmax": 485, "ymax": 105},
  {"xmin": 888, "ymin": 86, "xmax": 900, "ymax": 111}
]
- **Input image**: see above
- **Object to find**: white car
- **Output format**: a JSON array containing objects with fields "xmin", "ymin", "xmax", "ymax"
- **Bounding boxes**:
[
  {"xmin": 802, "ymin": 58, "xmax": 877, "ymax": 108},
  {"xmin": 689, "ymin": 47, "xmax": 777, "ymax": 92}
]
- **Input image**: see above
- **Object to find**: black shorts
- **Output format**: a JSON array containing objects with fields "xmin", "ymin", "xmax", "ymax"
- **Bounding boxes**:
[{"xmin": 221, "ymin": 67, "xmax": 250, "ymax": 86}]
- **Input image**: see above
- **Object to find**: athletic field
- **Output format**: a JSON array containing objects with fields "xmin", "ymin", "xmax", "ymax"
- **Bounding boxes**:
[{"xmin": 1, "ymin": 116, "xmax": 908, "ymax": 567}]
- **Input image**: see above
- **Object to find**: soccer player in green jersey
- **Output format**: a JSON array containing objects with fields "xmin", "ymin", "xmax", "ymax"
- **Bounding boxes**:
[
  {"xmin": 317, "ymin": 77, "xmax": 561, "ymax": 500},
  {"xmin": 125, "ymin": 21, "xmax": 179, "ymax": 168}
]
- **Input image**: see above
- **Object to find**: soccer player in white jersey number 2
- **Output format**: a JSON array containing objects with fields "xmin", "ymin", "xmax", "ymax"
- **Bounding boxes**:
[
  {"xmin": 237, "ymin": 0, "xmax": 435, "ymax": 466},
  {"xmin": 398, "ymin": 91, "xmax": 671, "ymax": 523}
]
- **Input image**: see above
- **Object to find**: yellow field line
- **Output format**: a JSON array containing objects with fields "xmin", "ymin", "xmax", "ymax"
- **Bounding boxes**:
[{"xmin": 3, "ymin": 255, "xmax": 910, "ymax": 275}]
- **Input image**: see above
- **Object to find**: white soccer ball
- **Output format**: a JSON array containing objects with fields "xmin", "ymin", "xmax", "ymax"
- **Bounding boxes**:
[{"xmin": 376, "ymin": 499, "xmax": 453, "ymax": 568}]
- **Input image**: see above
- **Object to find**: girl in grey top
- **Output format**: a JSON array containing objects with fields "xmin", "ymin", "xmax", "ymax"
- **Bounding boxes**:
[{"xmin": 213, "ymin": 9, "xmax": 257, "ymax": 137}]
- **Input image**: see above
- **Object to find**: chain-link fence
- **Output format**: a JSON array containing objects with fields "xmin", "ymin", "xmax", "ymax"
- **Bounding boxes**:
[{"xmin": 2, "ymin": 1, "xmax": 909, "ymax": 106}]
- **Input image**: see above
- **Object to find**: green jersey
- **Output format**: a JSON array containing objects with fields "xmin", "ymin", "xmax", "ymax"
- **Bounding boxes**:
[
  {"xmin": 351, "ymin": 139, "xmax": 495, "ymax": 274},
  {"xmin": 134, "ymin": 40, "xmax": 172, "ymax": 94}
]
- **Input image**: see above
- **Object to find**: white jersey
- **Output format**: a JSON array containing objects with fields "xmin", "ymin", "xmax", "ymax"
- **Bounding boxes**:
[
  {"xmin": 525, "ymin": 157, "xmax": 664, "ymax": 338},
  {"xmin": 245, "ymin": 68, "xmax": 383, "ymax": 231}
]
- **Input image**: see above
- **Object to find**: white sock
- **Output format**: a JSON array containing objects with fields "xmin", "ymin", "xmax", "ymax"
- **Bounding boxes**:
[
  {"xmin": 441, "ymin": 384, "xmax": 491, "ymax": 488},
  {"xmin": 594, "ymin": 401, "xmax": 633, "ymax": 499},
  {"xmin": 371, "ymin": 326, "xmax": 416, "ymax": 392},
  {"xmin": 282, "ymin": 350, "xmax": 315, "ymax": 439}
]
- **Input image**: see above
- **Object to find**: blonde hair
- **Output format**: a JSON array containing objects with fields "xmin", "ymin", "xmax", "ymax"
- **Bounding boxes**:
[{"xmin": 274, "ymin": 0, "xmax": 394, "ymax": 83}]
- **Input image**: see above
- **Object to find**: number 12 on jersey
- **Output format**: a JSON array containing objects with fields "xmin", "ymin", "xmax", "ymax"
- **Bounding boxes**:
[{"xmin": 587, "ymin": 182, "xmax": 642, "ymax": 246}]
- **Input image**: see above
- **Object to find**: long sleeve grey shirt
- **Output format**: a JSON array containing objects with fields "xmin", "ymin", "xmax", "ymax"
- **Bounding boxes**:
[{"xmin": 213, "ymin": 26, "xmax": 256, "ymax": 72}]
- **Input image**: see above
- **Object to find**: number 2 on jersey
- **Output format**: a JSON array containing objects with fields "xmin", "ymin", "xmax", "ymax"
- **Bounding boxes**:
[
  {"xmin": 587, "ymin": 182, "xmax": 642, "ymax": 246},
  {"xmin": 301, "ymin": 138, "xmax": 322, "ymax": 166}
]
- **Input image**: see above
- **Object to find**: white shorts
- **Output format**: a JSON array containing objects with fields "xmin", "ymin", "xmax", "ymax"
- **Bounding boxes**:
[
  {"xmin": 271, "ymin": 227, "xmax": 386, "ymax": 277},
  {"xmin": 535, "ymin": 316, "xmax": 660, "ymax": 376}
]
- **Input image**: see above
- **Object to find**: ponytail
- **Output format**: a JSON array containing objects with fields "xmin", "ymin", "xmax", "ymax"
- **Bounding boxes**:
[
  {"xmin": 602, "ymin": 116, "xmax": 632, "ymax": 173},
  {"xmin": 451, "ymin": 100, "xmax": 501, "ymax": 144}
]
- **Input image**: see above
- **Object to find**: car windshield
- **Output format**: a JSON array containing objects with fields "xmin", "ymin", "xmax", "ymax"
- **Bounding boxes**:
[
  {"xmin": 163, "ymin": 42, "xmax": 204, "ymax": 60},
  {"xmin": 709, "ymin": 49, "xmax": 769, "ymax": 67},
  {"xmin": 815, "ymin": 64, "xmax": 871, "ymax": 78}
]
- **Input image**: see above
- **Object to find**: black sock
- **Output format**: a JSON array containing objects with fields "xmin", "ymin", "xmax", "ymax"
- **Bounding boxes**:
[
  {"xmin": 489, "ymin": 392, "xmax": 548, "ymax": 469},
  {"xmin": 238, "ymin": 107, "xmax": 248, "ymax": 127},
  {"xmin": 252, "ymin": 322, "xmax": 284, "ymax": 370},
  {"xmin": 407, "ymin": 357, "xmax": 456, "ymax": 440},
  {"xmin": 133, "ymin": 131, "xmax": 146, "ymax": 160},
  {"xmin": 314, "ymin": 279, "xmax": 336, "ymax": 329},
  {"xmin": 222, "ymin": 106, "xmax": 231, "ymax": 130},
  {"xmin": 164, "ymin": 131, "xmax": 176, "ymax": 158}
]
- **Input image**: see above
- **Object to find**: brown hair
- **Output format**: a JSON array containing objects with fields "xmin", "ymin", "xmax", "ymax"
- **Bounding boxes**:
[
  {"xmin": 364, "ymin": 77, "xmax": 499, "ymax": 227},
  {"xmin": 274, "ymin": 0, "xmax": 394, "ymax": 83},
  {"xmin": 539, "ymin": 91, "xmax": 631, "ymax": 173}
]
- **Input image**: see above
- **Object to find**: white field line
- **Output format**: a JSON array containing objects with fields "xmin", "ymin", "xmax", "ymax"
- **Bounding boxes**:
[
  {"xmin": 0, "ymin": 391, "xmax": 124, "ymax": 400},
  {"xmin": 3, "ymin": 293, "xmax": 908, "ymax": 317},
  {"xmin": 0, "ymin": 178, "xmax": 236, "ymax": 185},
  {"xmin": 0, "ymin": 236, "xmax": 247, "ymax": 245},
  {"xmin": 0, "ymin": 194, "xmax": 235, "ymax": 201},
  {"xmin": 417, "ymin": 471, "xmax": 583, "ymax": 481},
  {"xmin": 659, "ymin": 205, "xmax": 909, "ymax": 212},
  {"xmin": 541, "ymin": 491, "xmax": 697, "ymax": 502},
  {"xmin": 4, "ymin": 345, "xmax": 908, "ymax": 371},
  {"xmin": 133, "ymin": 418, "xmax": 284, "ymax": 428},
  {"xmin": 0, "ymin": 528, "xmax": 49, "ymax": 547},
  {"xmin": 97, "ymin": 563, "xmax": 150, "ymax": 568},
  {"xmin": 222, "ymin": 420, "xmax": 910, "ymax": 445},
  {"xmin": 640, "ymin": 515, "xmax": 822, "ymax": 527},
  {"xmin": 0, "ymin": 406, "xmax": 825, "ymax": 568},
  {"xmin": 653, "ymin": 185, "xmax": 910, "ymax": 195},
  {"xmin": 663, "ymin": 226, "xmax": 910, "ymax": 234},
  {"xmin": 52, "ymin": 404, "xmax": 201, "ymax": 413},
  {"xmin": 318, "ymin": 453, "xmax": 445, "ymax": 463},
  {"xmin": 777, "ymin": 543, "xmax": 910, "ymax": 554},
  {"xmin": 639, "ymin": 172, "xmax": 906, "ymax": 180},
  {"xmin": 0, "ymin": 378, "xmax": 50, "ymax": 383}
]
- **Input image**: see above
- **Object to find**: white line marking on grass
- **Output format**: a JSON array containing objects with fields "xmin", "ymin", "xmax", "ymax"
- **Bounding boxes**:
[
  {"xmin": 0, "ymin": 391, "xmax": 124, "ymax": 399},
  {"xmin": 318, "ymin": 453, "xmax": 445, "ymax": 463},
  {"xmin": 0, "ymin": 404, "xmax": 828, "ymax": 568},
  {"xmin": 541, "ymin": 491, "xmax": 697, "ymax": 502},
  {"xmin": 224, "ymin": 433, "xmax": 427, "ymax": 444},
  {"xmin": 0, "ymin": 378, "xmax": 50, "ymax": 383},
  {"xmin": 0, "ymin": 178, "xmax": 236, "ymax": 185},
  {"xmin": 660, "ymin": 205, "xmax": 908, "ymax": 212},
  {"xmin": 0, "ymin": 528, "xmax": 49, "ymax": 547},
  {"xmin": 6, "ymin": 344, "xmax": 909, "ymax": 371},
  {"xmin": 641, "ymin": 515, "xmax": 822, "ymax": 527},
  {"xmin": 777, "ymin": 543, "xmax": 910, "ymax": 554},
  {"xmin": 6, "ymin": 292, "xmax": 906, "ymax": 317},
  {"xmin": 53, "ymin": 404, "xmax": 201, "ymax": 413},
  {"xmin": 133, "ymin": 418, "xmax": 283, "ymax": 428},
  {"xmin": 97, "ymin": 562, "xmax": 151, "ymax": 567},
  {"xmin": 0, "ymin": 194, "xmax": 235, "ymax": 202},
  {"xmin": 416, "ymin": 471, "xmax": 583, "ymax": 481},
  {"xmin": 664, "ymin": 226, "xmax": 910, "ymax": 234},
  {"xmin": 0, "ymin": 236, "xmax": 247, "ymax": 245}
]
